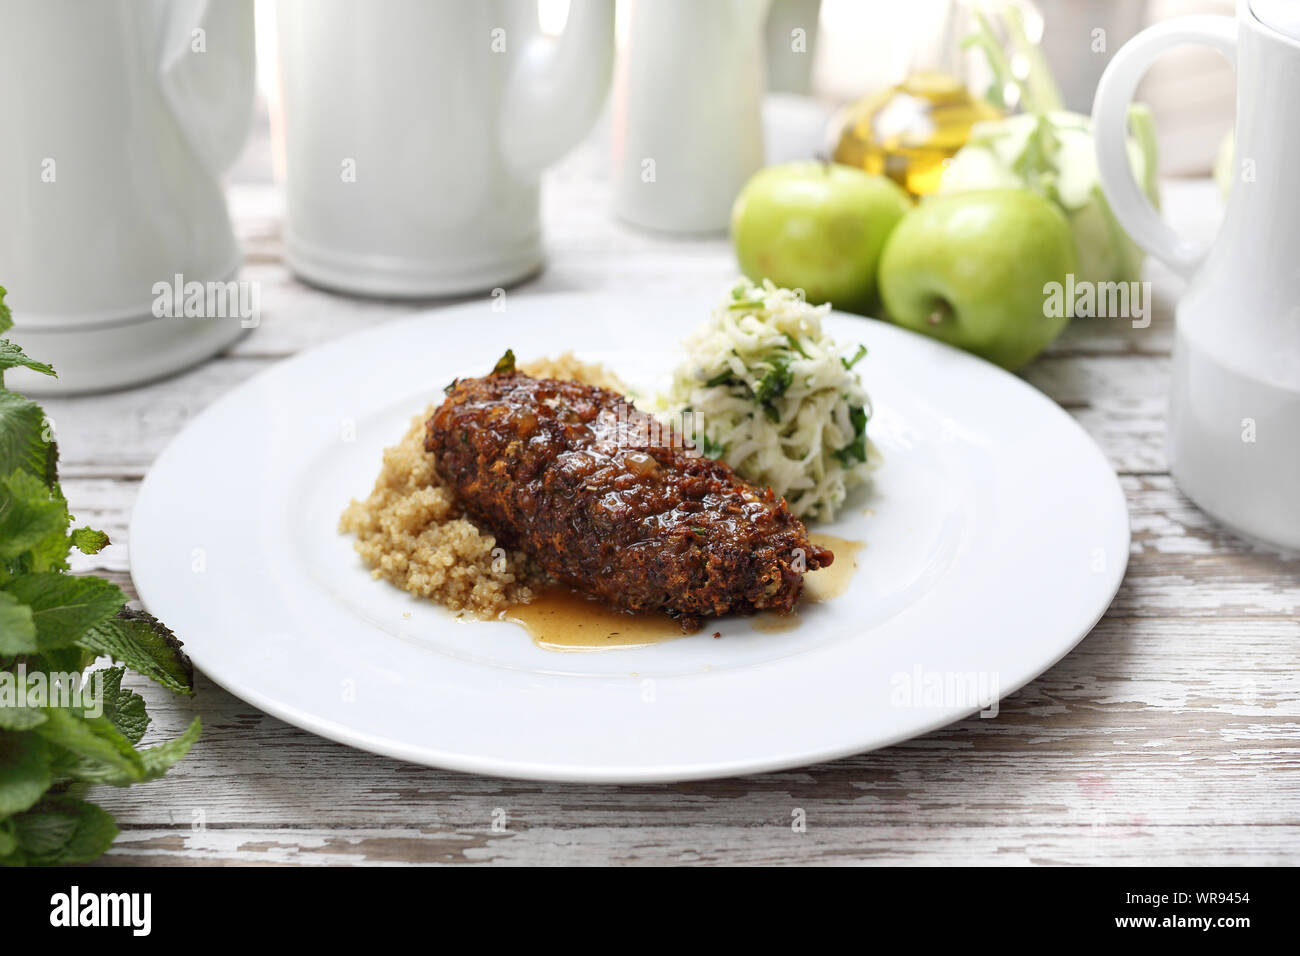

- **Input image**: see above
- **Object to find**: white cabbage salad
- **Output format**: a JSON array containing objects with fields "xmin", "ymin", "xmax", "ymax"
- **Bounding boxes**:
[{"xmin": 660, "ymin": 279, "xmax": 873, "ymax": 521}]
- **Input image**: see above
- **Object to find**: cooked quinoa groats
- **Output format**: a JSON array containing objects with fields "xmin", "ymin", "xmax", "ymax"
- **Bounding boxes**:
[{"xmin": 337, "ymin": 406, "xmax": 541, "ymax": 615}]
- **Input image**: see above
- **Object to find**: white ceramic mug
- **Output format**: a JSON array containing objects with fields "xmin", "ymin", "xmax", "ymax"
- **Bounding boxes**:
[
  {"xmin": 613, "ymin": 0, "xmax": 772, "ymax": 234},
  {"xmin": 0, "ymin": 0, "xmax": 255, "ymax": 394},
  {"xmin": 1094, "ymin": 0, "xmax": 1300, "ymax": 551},
  {"xmin": 765, "ymin": 0, "xmax": 821, "ymax": 95},
  {"xmin": 277, "ymin": 0, "xmax": 613, "ymax": 298}
]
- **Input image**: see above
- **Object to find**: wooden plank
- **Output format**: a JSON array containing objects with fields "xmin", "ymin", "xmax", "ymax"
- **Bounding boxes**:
[{"xmin": 93, "ymin": 823, "xmax": 1300, "ymax": 866}]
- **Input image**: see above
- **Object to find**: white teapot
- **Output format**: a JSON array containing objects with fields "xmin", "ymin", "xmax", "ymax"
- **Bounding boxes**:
[
  {"xmin": 1094, "ymin": 0, "xmax": 1300, "ymax": 551},
  {"xmin": 277, "ymin": 0, "xmax": 614, "ymax": 297},
  {"xmin": 0, "ymin": 0, "xmax": 256, "ymax": 394}
]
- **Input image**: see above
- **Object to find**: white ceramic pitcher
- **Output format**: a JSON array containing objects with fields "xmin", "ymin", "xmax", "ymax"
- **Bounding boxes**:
[
  {"xmin": 1093, "ymin": 0, "xmax": 1300, "ymax": 551},
  {"xmin": 0, "ymin": 0, "xmax": 255, "ymax": 395},
  {"xmin": 277, "ymin": 0, "xmax": 613, "ymax": 298}
]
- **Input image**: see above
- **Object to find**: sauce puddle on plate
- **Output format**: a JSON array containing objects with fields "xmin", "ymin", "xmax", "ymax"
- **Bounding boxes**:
[
  {"xmin": 803, "ymin": 533, "xmax": 865, "ymax": 602},
  {"xmin": 504, "ymin": 587, "xmax": 683, "ymax": 651},
  {"xmin": 504, "ymin": 533, "xmax": 864, "ymax": 649}
]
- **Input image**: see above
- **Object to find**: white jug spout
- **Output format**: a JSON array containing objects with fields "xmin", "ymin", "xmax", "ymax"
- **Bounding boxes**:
[
  {"xmin": 157, "ymin": 0, "xmax": 256, "ymax": 177},
  {"xmin": 498, "ymin": 0, "xmax": 614, "ymax": 180}
]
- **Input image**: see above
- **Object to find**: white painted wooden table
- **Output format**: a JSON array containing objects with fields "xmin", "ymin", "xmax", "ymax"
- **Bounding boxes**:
[{"xmin": 53, "ymin": 135, "xmax": 1299, "ymax": 865}]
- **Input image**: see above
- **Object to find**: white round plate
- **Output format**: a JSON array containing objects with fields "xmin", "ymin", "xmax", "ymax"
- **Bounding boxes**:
[{"xmin": 130, "ymin": 293, "xmax": 1129, "ymax": 782}]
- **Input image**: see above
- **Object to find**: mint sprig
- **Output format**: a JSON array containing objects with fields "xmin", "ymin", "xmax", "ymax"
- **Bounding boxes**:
[{"xmin": 0, "ymin": 285, "xmax": 200, "ymax": 866}]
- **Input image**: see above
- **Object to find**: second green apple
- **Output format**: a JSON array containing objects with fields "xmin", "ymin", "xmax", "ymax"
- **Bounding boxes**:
[
  {"xmin": 878, "ymin": 190, "xmax": 1077, "ymax": 370},
  {"xmin": 731, "ymin": 162, "xmax": 912, "ymax": 312}
]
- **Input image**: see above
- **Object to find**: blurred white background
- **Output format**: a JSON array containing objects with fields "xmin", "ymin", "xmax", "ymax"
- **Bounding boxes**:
[{"xmin": 231, "ymin": 0, "xmax": 1236, "ymax": 187}]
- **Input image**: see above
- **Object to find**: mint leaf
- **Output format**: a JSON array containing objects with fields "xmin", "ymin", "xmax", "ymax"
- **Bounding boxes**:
[
  {"xmin": 0, "ymin": 390, "xmax": 56, "ymax": 487},
  {"xmin": 0, "ymin": 702, "xmax": 47, "ymax": 730},
  {"xmin": 0, "ymin": 310, "xmax": 198, "ymax": 866},
  {"xmin": 0, "ymin": 286, "xmax": 11, "ymax": 336},
  {"xmin": 97, "ymin": 666, "xmax": 149, "ymax": 745},
  {"xmin": 2, "ymin": 573, "xmax": 125, "ymax": 650},
  {"xmin": 0, "ymin": 469, "xmax": 69, "ymax": 566},
  {"xmin": 6, "ymin": 795, "xmax": 118, "ymax": 866},
  {"xmin": 3, "ymin": 488, "xmax": 71, "ymax": 579},
  {"xmin": 79, "ymin": 608, "xmax": 194, "ymax": 696},
  {"xmin": 0, "ymin": 590, "xmax": 36, "ymax": 654},
  {"xmin": 0, "ymin": 340, "xmax": 55, "ymax": 379},
  {"xmin": 139, "ymin": 715, "xmax": 200, "ymax": 779},
  {"xmin": 70, "ymin": 526, "xmax": 110, "ymax": 555},
  {"xmin": 55, "ymin": 713, "xmax": 200, "ymax": 788},
  {"xmin": 0, "ymin": 732, "xmax": 52, "ymax": 816},
  {"xmin": 34, "ymin": 706, "xmax": 144, "ymax": 783},
  {"xmin": 21, "ymin": 645, "xmax": 92, "ymax": 677}
]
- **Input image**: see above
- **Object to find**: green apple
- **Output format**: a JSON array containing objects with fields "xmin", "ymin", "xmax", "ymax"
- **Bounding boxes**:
[
  {"xmin": 878, "ymin": 189, "xmax": 1077, "ymax": 370},
  {"xmin": 731, "ymin": 162, "xmax": 912, "ymax": 312}
]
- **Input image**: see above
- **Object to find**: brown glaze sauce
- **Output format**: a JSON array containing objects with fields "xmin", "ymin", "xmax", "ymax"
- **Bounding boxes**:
[
  {"xmin": 803, "ymin": 533, "xmax": 866, "ymax": 602},
  {"xmin": 505, "ymin": 532, "xmax": 865, "ymax": 651},
  {"xmin": 503, "ymin": 588, "xmax": 684, "ymax": 651}
]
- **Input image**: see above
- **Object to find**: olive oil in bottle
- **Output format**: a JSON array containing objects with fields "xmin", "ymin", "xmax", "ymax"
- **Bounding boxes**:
[{"xmin": 832, "ymin": 71, "xmax": 1001, "ymax": 197}]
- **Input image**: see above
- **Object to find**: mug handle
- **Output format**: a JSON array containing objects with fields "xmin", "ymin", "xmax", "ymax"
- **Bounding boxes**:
[{"xmin": 1092, "ymin": 15, "xmax": 1237, "ymax": 278}]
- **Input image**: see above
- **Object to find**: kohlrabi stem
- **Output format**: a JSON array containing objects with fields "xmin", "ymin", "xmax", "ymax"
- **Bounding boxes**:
[
  {"xmin": 965, "ymin": 4, "xmax": 1063, "ymax": 118},
  {"xmin": 1003, "ymin": 3, "xmax": 1063, "ymax": 115}
]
